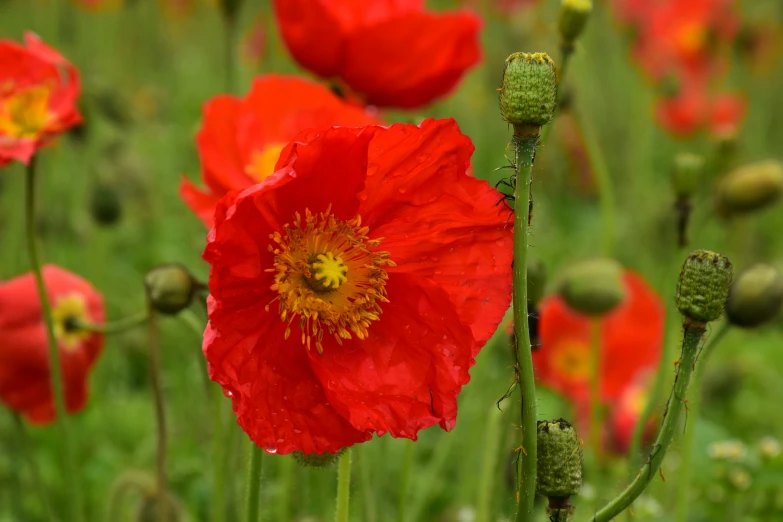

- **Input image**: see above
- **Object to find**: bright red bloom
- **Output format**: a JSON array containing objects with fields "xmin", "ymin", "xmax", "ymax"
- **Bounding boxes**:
[
  {"xmin": 273, "ymin": 0, "xmax": 481, "ymax": 109},
  {"xmin": 180, "ymin": 75, "xmax": 379, "ymax": 227},
  {"xmin": 203, "ymin": 118, "xmax": 512, "ymax": 454},
  {"xmin": 0, "ymin": 265, "xmax": 104, "ymax": 424},
  {"xmin": 606, "ymin": 370, "xmax": 657, "ymax": 454},
  {"xmin": 0, "ymin": 33, "xmax": 81, "ymax": 167},
  {"xmin": 533, "ymin": 270, "xmax": 663, "ymax": 409}
]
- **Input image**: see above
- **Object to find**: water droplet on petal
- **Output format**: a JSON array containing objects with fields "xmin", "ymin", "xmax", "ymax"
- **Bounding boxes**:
[{"xmin": 265, "ymin": 447, "xmax": 278, "ymax": 454}]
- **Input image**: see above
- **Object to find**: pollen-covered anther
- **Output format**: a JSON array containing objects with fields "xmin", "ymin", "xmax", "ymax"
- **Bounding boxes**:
[{"xmin": 266, "ymin": 206, "xmax": 394, "ymax": 354}]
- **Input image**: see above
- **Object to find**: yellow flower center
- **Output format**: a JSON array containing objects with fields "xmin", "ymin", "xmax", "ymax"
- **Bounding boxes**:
[
  {"xmin": 51, "ymin": 293, "xmax": 91, "ymax": 350},
  {"xmin": 552, "ymin": 341, "xmax": 590, "ymax": 381},
  {"xmin": 0, "ymin": 84, "xmax": 53, "ymax": 139},
  {"xmin": 246, "ymin": 143, "xmax": 285, "ymax": 183},
  {"xmin": 266, "ymin": 207, "xmax": 395, "ymax": 354},
  {"xmin": 675, "ymin": 22, "xmax": 707, "ymax": 57}
]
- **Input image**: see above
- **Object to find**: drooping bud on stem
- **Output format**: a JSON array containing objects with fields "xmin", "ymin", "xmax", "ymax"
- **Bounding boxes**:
[
  {"xmin": 499, "ymin": 52, "xmax": 557, "ymax": 137},
  {"xmin": 537, "ymin": 419, "xmax": 583, "ymax": 522},
  {"xmin": 558, "ymin": 258, "xmax": 625, "ymax": 316},
  {"xmin": 676, "ymin": 250, "xmax": 733, "ymax": 328},
  {"xmin": 558, "ymin": 0, "xmax": 593, "ymax": 51},
  {"xmin": 144, "ymin": 264, "xmax": 203, "ymax": 316},
  {"xmin": 716, "ymin": 160, "xmax": 783, "ymax": 216},
  {"xmin": 726, "ymin": 264, "xmax": 783, "ymax": 328}
]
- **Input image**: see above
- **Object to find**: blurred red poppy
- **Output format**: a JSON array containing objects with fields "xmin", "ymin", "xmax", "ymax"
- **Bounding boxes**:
[
  {"xmin": 533, "ymin": 270, "xmax": 663, "ymax": 413},
  {"xmin": 180, "ymin": 75, "xmax": 379, "ymax": 227},
  {"xmin": 0, "ymin": 33, "xmax": 81, "ymax": 167},
  {"xmin": 272, "ymin": 0, "xmax": 481, "ymax": 109},
  {"xmin": 203, "ymin": 118, "xmax": 512, "ymax": 454},
  {"xmin": 606, "ymin": 370, "xmax": 657, "ymax": 454},
  {"xmin": 0, "ymin": 265, "xmax": 104, "ymax": 424}
]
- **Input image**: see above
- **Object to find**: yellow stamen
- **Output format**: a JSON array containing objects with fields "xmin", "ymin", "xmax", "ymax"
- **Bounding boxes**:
[
  {"xmin": 0, "ymin": 84, "xmax": 53, "ymax": 139},
  {"xmin": 266, "ymin": 206, "xmax": 395, "ymax": 354},
  {"xmin": 552, "ymin": 341, "xmax": 591, "ymax": 381},
  {"xmin": 51, "ymin": 293, "xmax": 91, "ymax": 350}
]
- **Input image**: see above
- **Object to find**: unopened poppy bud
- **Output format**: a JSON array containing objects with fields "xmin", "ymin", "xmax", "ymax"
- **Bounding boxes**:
[
  {"xmin": 726, "ymin": 264, "xmax": 783, "ymax": 328},
  {"xmin": 499, "ymin": 52, "xmax": 557, "ymax": 132},
  {"xmin": 536, "ymin": 419, "xmax": 583, "ymax": 498},
  {"xmin": 672, "ymin": 153, "xmax": 705, "ymax": 199},
  {"xmin": 527, "ymin": 259, "xmax": 547, "ymax": 309},
  {"xmin": 716, "ymin": 160, "xmax": 783, "ymax": 216},
  {"xmin": 292, "ymin": 448, "xmax": 345, "ymax": 468},
  {"xmin": 558, "ymin": 258, "xmax": 624, "ymax": 316},
  {"xmin": 90, "ymin": 184, "xmax": 122, "ymax": 226},
  {"xmin": 676, "ymin": 250, "xmax": 733, "ymax": 326},
  {"xmin": 144, "ymin": 264, "xmax": 201, "ymax": 315},
  {"xmin": 558, "ymin": 0, "xmax": 593, "ymax": 48}
]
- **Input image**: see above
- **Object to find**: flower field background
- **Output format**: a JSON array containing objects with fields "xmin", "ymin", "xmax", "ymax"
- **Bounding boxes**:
[{"xmin": 1, "ymin": 1, "xmax": 783, "ymax": 521}]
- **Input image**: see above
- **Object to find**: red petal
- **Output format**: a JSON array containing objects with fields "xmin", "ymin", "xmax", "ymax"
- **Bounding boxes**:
[
  {"xmin": 358, "ymin": 119, "xmax": 512, "ymax": 346},
  {"xmin": 180, "ymin": 175, "xmax": 221, "ymax": 228},
  {"xmin": 341, "ymin": 11, "xmax": 481, "ymax": 108},
  {"xmin": 307, "ymin": 273, "xmax": 474, "ymax": 438}
]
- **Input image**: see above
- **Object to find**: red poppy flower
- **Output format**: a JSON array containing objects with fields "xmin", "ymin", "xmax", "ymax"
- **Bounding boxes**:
[
  {"xmin": 272, "ymin": 0, "xmax": 481, "ymax": 109},
  {"xmin": 0, "ymin": 33, "xmax": 81, "ymax": 167},
  {"xmin": 180, "ymin": 75, "xmax": 379, "ymax": 227},
  {"xmin": 708, "ymin": 92, "xmax": 746, "ymax": 139},
  {"xmin": 533, "ymin": 270, "xmax": 663, "ymax": 409},
  {"xmin": 606, "ymin": 370, "xmax": 657, "ymax": 454},
  {"xmin": 0, "ymin": 265, "xmax": 104, "ymax": 424},
  {"xmin": 203, "ymin": 118, "xmax": 512, "ymax": 454}
]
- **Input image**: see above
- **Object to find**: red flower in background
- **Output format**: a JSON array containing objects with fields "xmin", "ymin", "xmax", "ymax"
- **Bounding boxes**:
[
  {"xmin": 0, "ymin": 33, "xmax": 81, "ymax": 167},
  {"xmin": 203, "ymin": 118, "xmax": 512, "ymax": 454},
  {"xmin": 180, "ymin": 75, "xmax": 379, "ymax": 227},
  {"xmin": 0, "ymin": 265, "xmax": 104, "ymax": 424},
  {"xmin": 607, "ymin": 370, "xmax": 657, "ymax": 454},
  {"xmin": 273, "ymin": 0, "xmax": 481, "ymax": 109},
  {"xmin": 533, "ymin": 270, "xmax": 663, "ymax": 423}
]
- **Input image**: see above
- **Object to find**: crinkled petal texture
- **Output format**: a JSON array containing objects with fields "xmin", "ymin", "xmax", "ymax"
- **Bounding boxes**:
[
  {"xmin": 0, "ymin": 33, "xmax": 81, "ymax": 167},
  {"xmin": 0, "ymin": 265, "xmax": 104, "ymax": 424},
  {"xmin": 180, "ymin": 75, "xmax": 378, "ymax": 227},
  {"xmin": 204, "ymin": 118, "xmax": 512, "ymax": 454},
  {"xmin": 534, "ymin": 271, "xmax": 663, "ymax": 407},
  {"xmin": 273, "ymin": 0, "xmax": 481, "ymax": 109}
]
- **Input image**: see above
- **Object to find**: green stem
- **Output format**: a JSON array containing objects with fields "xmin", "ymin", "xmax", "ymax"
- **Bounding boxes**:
[
  {"xmin": 246, "ymin": 444, "xmax": 265, "ymax": 522},
  {"xmin": 588, "ymin": 319, "xmax": 602, "ymax": 459},
  {"xmin": 24, "ymin": 157, "xmax": 83, "ymax": 522},
  {"xmin": 587, "ymin": 324, "xmax": 706, "ymax": 522},
  {"xmin": 577, "ymin": 108, "xmax": 617, "ymax": 256},
  {"xmin": 213, "ymin": 385, "xmax": 228, "ymax": 522},
  {"xmin": 675, "ymin": 322, "xmax": 731, "ymax": 522},
  {"xmin": 396, "ymin": 441, "xmax": 415, "ymax": 522},
  {"xmin": 358, "ymin": 444, "xmax": 377, "ymax": 522},
  {"xmin": 476, "ymin": 406, "xmax": 504, "ymax": 522},
  {"xmin": 12, "ymin": 413, "xmax": 55, "ymax": 522},
  {"xmin": 71, "ymin": 311, "xmax": 148, "ymax": 335},
  {"xmin": 512, "ymin": 129, "xmax": 539, "ymax": 522},
  {"xmin": 277, "ymin": 455, "xmax": 294, "ymax": 522},
  {"xmin": 146, "ymin": 303, "xmax": 168, "ymax": 522},
  {"xmin": 335, "ymin": 447, "xmax": 353, "ymax": 522}
]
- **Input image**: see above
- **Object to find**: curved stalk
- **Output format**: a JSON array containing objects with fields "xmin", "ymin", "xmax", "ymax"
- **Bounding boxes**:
[
  {"xmin": 24, "ymin": 156, "xmax": 83, "ymax": 522},
  {"xmin": 71, "ymin": 311, "xmax": 148, "ymax": 335},
  {"xmin": 587, "ymin": 325, "xmax": 705, "ymax": 521},
  {"xmin": 335, "ymin": 448, "xmax": 353, "ymax": 522},
  {"xmin": 512, "ymin": 129, "xmax": 539, "ymax": 522}
]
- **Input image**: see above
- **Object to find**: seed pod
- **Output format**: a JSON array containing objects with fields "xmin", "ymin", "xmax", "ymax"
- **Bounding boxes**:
[
  {"xmin": 671, "ymin": 152, "xmax": 704, "ymax": 199},
  {"xmin": 716, "ymin": 160, "xmax": 783, "ymax": 216},
  {"xmin": 499, "ymin": 52, "xmax": 557, "ymax": 130},
  {"xmin": 536, "ymin": 419, "xmax": 583, "ymax": 498},
  {"xmin": 676, "ymin": 250, "xmax": 733, "ymax": 326},
  {"xmin": 559, "ymin": 0, "xmax": 593, "ymax": 48},
  {"xmin": 144, "ymin": 264, "xmax": 201, "ymax": 316},
  {"xmin": 726, "ymin": 264, "xmax": 783, "ymax": 328},
  {"xmin": 558, "ymin": 258, "xmax": 624, "ymax": 316},
  {"xmin": 292, "ymin": 448, "xmax": 345, "ymax": 469}
]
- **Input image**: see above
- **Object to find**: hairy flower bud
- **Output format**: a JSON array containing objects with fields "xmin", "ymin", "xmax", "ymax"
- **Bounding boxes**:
[
  {"xmin": 726, "ymin": 264, "xmax": 783, "ymax": 328},
  {"xmin": 536, "ymin": 419, "xmax": 583, "ymax": 498},
  {"xmin": 716, "ymin": 160, "xmax": 783, "ymax": 216},
  {"xmin": 499, "ymin": 52, "xmax": 557, "ymax": 131},
  {"xmin": 558, "ymin": 258, "xmax": 624, "ymax": 316},
  {"xmin": 559, "ymin": 0, "xmax": 593, "ymax": 47},
  {"xmin": 671, "ymin": 153, "xmax": 704, "ymax": 199},
  {"xmin": 676, "ymin": 250, "xmax": 733, "ymax": 326},
  {"xmin": 144, "ymin": 264, "xmax": 201, "ymax": 315},
  {"xmin": 292, "ymin": 448, "xmax": 345, "ymax": 468}
]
